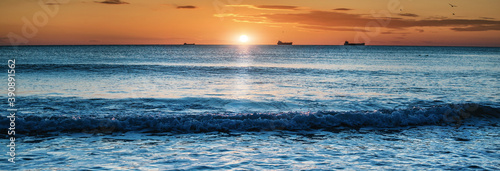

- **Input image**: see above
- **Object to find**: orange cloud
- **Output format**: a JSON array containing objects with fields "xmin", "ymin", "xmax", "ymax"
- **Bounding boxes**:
[
  {"xmin": 254, "ymin": 5, "xmax": 298, "ymax": 10},
  {"xmin": 45, "ymin": 2, "xmax": 61, "ymax": 5},
  {"xmin": 98, "ymin": 0, "xmax": 129, "ymax": 5},
  {"xmin": 227, "ymin": 5, "xmax": 299, "ymax": 10},
  {"xmin": 299, "ymin": 26, "xmax": 369, "ymax": 32},
  {"xmin": 451, "ymin": 25, "xmax": 500, "ymax": 31},
  {"xmin": 177, "ymin": 5, "xmax": 197, "ymax": 9},
  {"xmin": 217, "ymin": 10, "xmax": 500, "ymax": 33},
  {"xmin": 333, "ymin": 8, "xmax": 352, "ymax": 11},
  {"xmin": 262, "ymin": 11, "xmax": 372, "ymax": 27},
  {"xmin": 398, "ymin": 13, "xmax": 419, "ymax": 17},
  {"xmin": 261, "ymin": 11, "xmax": 500, "ymax": 31}
]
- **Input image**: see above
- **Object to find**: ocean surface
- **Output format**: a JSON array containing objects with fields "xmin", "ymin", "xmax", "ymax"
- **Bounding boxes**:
[{"xmin": 0, "ymin": 45, "xmax": 499, "ymax": 170}]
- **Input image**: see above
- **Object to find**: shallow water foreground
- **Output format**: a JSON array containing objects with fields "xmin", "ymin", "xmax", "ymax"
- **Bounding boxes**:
[{"xmin": 3, "ymin": 120, "xmax": 499, "ymax": 170}]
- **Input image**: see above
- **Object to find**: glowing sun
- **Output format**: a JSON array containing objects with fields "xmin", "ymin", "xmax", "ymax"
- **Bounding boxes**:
[{"xmin": 239, "ymin": 35, "xmax": 249, "ymax": 43}]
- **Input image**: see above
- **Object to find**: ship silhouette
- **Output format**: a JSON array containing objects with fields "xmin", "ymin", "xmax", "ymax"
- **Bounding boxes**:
[
  {"xmin": 344, "ymin": 41, "xmax": 365, "ymax": 46},
  {"xmin": 277, "ymin": 41, "xmax": 293, "ymax": 45}
]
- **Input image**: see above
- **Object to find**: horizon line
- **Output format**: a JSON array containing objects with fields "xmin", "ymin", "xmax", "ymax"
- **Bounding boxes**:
[{"xmin": 1, "ymin": 44, "xmax": 500, "ymax": 48}]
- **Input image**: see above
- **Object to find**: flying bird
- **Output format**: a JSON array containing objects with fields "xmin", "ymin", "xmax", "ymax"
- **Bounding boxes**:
[{"xmin": 449, "ymin": 3, "xmax": 457, "ymax": 7}]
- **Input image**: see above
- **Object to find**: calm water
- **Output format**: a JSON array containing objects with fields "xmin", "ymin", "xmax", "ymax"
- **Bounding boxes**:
[{"xmin": 0, "ymin": 45, "xmax": 499, "ymax": 170}]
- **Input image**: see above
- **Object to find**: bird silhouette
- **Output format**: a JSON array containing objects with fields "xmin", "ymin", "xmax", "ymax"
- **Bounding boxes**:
[{"xmin": 449, "ymin": 3, "xmax": 457, "ymax": 7}]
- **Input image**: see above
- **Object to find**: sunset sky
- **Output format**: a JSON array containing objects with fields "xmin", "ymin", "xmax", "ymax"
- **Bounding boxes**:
[{"xmin": 1, "ymin": 0, "xmax": 499, "ymax": 46}]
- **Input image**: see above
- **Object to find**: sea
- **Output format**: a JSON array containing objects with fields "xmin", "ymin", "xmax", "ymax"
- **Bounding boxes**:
[{"xmin": 0, "ymin": 45, "xmax": 499, "ymax": 170}]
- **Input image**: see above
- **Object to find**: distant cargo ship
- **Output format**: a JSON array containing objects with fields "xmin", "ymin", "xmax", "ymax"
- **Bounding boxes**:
[
  {"xmin": 183, "ymin": 43, "xmax": 195, "ymax": 45},
  {"xmin": 277, "ymin": 41, "xmax": 293, "ymax": 45},
  {"xmin": 344, "ymin": 41, "xmax": 365, "ymax": 46}
]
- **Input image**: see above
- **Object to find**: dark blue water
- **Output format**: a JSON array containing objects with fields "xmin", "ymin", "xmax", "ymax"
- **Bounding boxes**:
[{"xmin": 0, "ymin": 45, "xmax": 499, "ymax": 170}]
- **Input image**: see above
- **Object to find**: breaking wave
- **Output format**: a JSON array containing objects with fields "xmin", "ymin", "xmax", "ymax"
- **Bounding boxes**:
[{"xmin": 2, "ymin": 103, "xmax": 499, "ymax": 135}]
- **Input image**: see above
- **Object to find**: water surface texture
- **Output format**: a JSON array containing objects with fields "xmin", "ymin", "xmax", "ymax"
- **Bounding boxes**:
[{"xmin": 0, "ymin": 45, "xmax": 499, "ymax": 170}]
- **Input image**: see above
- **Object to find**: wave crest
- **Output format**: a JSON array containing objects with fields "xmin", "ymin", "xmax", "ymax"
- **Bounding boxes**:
[{"xmin": 2, "ymin": 103, "xmax": 499, "ymax": 135}]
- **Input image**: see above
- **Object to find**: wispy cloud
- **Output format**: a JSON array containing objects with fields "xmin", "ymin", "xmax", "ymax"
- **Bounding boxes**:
[
  {"xmin": 398, "ymin": 13, "xmax": 419, "ymax": 17},
  {"xmin": 97, "ymin": 0, "xmax": 129, "ymax": 5},
  {"xmin": 394, "ymin": 19, "xmax": 500, "ymax": 31},
  {"xmin": 227, "ymin": 5, "xmax": 299, "ymax": 10},
  {"xmin": 480, "ymin": 17, "xmax": 495, "ymax": 20},
  {"xmin": 451, "ymin": 25, "xmax": 500, "ymax": 31},
  {"xmin": 177, "ymin": 5, "xmax": 197, "ymax": 9},
  {"xmin": 45, "ymin": 2, "xmax": 61, "ymax": 5},
  {"xmin": 254, "ymin": 5, "xmax": 298, "ymax": 10},
  {"xmin": 217, "ymin": 10, "xmax": 500, "ymax": 32},
  {"xmin": 214, "ymin": 13, "xmax": 268, "ymax": 23},
  {"xmin": 299, "ymin": 26, "xmax": 368, "ymax": 32},
  {"xmin": 261, "ymin": 11, "xmax": 376, "ymax": 27},
  {"xmin": 333, "ymin": 8, "xmax": 352, "ymax": 11},
  {"xmin": 262, "ymin": 11, "xmax": 500, "ymax": 31}
]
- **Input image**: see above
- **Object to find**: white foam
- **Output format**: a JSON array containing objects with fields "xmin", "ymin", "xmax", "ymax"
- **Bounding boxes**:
[{"xmin": 4, "ymin": 103, "xmax": 498, "ymax": 134}]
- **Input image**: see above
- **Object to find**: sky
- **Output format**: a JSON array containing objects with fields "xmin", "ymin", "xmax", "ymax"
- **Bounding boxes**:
[{"xmin": 1, "ymin": 0, "xmax": 499, "ymax": 46}]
